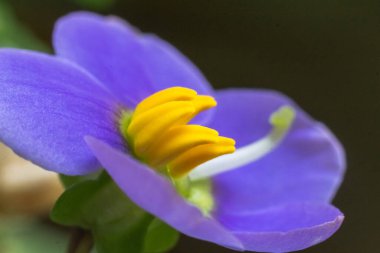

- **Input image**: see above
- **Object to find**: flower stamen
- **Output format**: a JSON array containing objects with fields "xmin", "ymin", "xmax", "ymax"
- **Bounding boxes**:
[
  {"xmin": 146, "ymin": 125, "xmax": 219, "ymax": 166},
  {"xmin": 168, "ymin": 137, "xmax": 236, "ymax": 178},
  {"xmin": 133, "ymin": 86, "xmax": 197, "ymax": 116},
  {"xmin": 119, "ymin": 87, "xmax": 236, "ymax": 178}
]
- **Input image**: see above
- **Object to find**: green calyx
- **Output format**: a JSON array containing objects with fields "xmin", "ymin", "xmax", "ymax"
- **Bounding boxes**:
[
  {"xmin": 53, "ymin": 172, "xmax": 179, "ymax": 253},
  {"xmin": 171, "ymin": 173, "xmax": 214, "ymax": 216},
  {"xmin": 119, "ymin": 109, "xmax": 133, "ymax": 143},
  {"xmin": 187, "ymin": 179, "xmax": 215, "ymax": 216}
]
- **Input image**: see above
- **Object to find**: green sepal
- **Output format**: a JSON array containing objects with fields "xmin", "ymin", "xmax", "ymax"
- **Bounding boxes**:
[
  {"xmin": 59, "ymin": 172, "xmax": 100, "ymax": 189},
  {"xmin": 143, "ymin": 218, "xmax": 179, "ymax": 253},
  {"xmin": 52, "ymin": 172, "xmax": 152, "ymax": 253},
  {"xmin": 52, "ymin": 172, "xmax": 180, "ymax": 253}
]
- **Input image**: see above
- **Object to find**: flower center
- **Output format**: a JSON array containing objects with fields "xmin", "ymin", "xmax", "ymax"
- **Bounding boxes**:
[
  {"xmin": 118, "ymin": 86, "xmax": 295, "ymax": 215},
  {"xmin": 119, "ymin": 87, "xmax": 236, "ymax": 179}
]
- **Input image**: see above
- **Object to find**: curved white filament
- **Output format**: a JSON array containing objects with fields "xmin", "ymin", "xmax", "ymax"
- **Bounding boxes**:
[{"xmin": 189, "ymin": 106, "xmax": 295, "ymax": 181}]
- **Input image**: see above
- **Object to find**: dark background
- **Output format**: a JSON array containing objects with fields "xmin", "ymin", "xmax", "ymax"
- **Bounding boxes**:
[{"xmin": 6, "ymin": 0, "xmax": 380, "ymax": 252}]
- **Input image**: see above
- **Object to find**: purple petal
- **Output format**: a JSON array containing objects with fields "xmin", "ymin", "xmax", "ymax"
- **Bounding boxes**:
[
  {"xmin": 85, "ymin": 137, "xmax": 243, "ymax": 251},
  {"xmin": 53, "ymin": 12, "xmax": 213, "ymax": 119},
  {"xmin": 207, "ymin": 89, "xmax": 345, "ymax": 215},
  {"xmin": 218, "ymin": 202, "xmax": 344, "ymax": 252},
  {"xmin": 0, "ymin": 49, "xmax": 124, "ymax": 175}
]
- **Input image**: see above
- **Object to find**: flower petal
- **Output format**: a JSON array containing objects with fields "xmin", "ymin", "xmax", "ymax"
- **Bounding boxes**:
[
  {"xmin": 217, "ymin": 202, "xmax": 343, "ymax": 252},
  {"xmin": 0, "ymin": 49, "xmax": 123, "ymax": 175},
  {"xmin": 53, "ymin": 12, "xmax": 213, "ymax": 112},
  {"xmin": 207, "ymin": 89, "xmax": 345, "ymax": 214},
  {"xmin": 85, "ymin": 136, "xmax": 243, "ymax": 251}
]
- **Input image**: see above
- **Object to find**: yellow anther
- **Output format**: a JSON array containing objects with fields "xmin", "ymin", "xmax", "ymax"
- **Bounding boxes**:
[
  {"xmin": 127, "ymin": 101, "xmax": 194, "ymax": 137},
  {"xmin": 146, "ymin": 125, "xmax": 220, "ymax": 167},
  {"xmin": 191, "ymin": 95, "xmax": 217, "ymax": 113},
  {"xmin": 180, "ymin": 95, "xmax": 217, "ymax": 124},
  {"xmin": 134, "ymin": 87, "xmax": 197, "ymax": 116},
  {"xmin": 121, "ymin": 86, "xmax": 236, "ymax": 178},
  {"xmin": 214, "ymin": 136, "xmax": 236, "ymax": 146},
  {"xmin": 132, "ymin": 105, "xmax": 195, "ymax": 155},
  {"xmin": 168, "ymin": 139, "xmax": 236, "ymax": 178}
]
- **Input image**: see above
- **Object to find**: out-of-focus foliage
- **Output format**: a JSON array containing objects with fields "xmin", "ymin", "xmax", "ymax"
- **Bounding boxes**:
[
  {"xmin": 0, "ymin": 218, "xmax": 68, "ymax": 253},
  {"xmin": 73, "ymin": 0, "xmax": 115, "ymax": 10},
  {"xmin": 0, "ymin": 2, "xmax": 48, "ymax": 51}
]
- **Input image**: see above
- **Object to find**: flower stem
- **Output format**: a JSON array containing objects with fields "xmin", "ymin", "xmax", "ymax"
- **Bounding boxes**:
[{"xmin": 67, "ymin": 228, "xmax": 94, "ymax": 253}]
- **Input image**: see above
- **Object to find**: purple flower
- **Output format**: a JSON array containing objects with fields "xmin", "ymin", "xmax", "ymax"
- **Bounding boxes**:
[{"xmin": 0, "ymin": 12, "xmax": 345, "ymax": 252}]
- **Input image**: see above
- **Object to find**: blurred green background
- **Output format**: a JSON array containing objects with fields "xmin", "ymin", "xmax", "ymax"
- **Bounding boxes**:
[{"xmin": 0, "ymin": 0, "xmax": 379, "ymax": 252}]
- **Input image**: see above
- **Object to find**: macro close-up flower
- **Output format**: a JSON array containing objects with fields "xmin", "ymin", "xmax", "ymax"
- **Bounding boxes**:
[{"xmin": 0, "ymin": 11, "xmax": 345, "ymax": 253}]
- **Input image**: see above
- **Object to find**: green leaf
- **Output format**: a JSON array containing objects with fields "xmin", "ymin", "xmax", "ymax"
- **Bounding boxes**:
[
  {"xmin": 51, "ymin": 172, "xmax": 154, "ymax": 253},
  {"xmin": 144, "ymin": 219, "xmax": 179, "ymax": 253},
  {"xmin": 59, "ymin": 174, "xmax": 86, "ymax": 189},
  {"xmin": 59, "ymin": 172, "xmax": 101, "ymax": 189}
]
